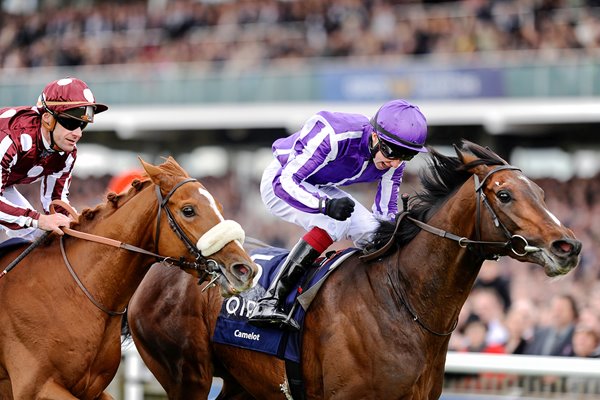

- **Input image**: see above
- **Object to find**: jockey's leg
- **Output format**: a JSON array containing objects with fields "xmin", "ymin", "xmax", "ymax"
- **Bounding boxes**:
[{"xmin": 249, "ymin": 227, "xmax": 332, "ymax": 331}]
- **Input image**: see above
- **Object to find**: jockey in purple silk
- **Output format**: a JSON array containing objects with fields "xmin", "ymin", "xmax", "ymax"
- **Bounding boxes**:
[
  {"xmin": 249, "ymin": 99, "xmax": 429, "ymax": 331},
  {"xmin": 0, "ymin": 77, "xmax": 107, "ymax": 240}
]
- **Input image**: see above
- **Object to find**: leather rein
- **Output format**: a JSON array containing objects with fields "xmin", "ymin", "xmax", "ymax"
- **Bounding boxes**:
[
  {"xmin": 56, "ymin": 178, "xmax": 222, "ymax": 316},
  {"xmin": 360, "ymin": 165, "xmax": 542, "ymax": 336}
]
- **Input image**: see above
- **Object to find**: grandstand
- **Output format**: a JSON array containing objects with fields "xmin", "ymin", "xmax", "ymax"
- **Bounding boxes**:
[{"xmin": 2, "ymin": 0, "xmax": 600, "ymax": 399}]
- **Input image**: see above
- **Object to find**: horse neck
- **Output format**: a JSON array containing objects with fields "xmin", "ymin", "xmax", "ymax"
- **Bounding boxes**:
[
  {"xmin": 387, "ymin": 180, "xmax": 485, "ymax": 334},
  {"xmin": 68, "ymin": 187, "xmax": 159, "ymax": 313}
]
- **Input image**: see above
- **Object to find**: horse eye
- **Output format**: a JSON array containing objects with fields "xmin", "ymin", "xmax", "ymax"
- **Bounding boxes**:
[
  {"xmin": 182, "ymin": 206, "xmax": 196, "ymax": 217},
  {"xmin": 497, "ymin": 191, "xmax": 512, "ymax": 203}
]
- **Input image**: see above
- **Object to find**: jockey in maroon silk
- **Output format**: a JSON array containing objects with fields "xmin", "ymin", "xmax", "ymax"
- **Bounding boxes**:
[{"xmin": 0, "ymin": 77, "xmax": 107, "ymax": 240}]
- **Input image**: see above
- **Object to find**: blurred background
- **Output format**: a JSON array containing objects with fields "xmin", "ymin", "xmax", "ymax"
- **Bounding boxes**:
[{"xmin": 2, "ymin": 0, "xmax": 600, "ymax": 398}]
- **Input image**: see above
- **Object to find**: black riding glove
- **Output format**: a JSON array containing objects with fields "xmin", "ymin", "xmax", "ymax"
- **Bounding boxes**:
[{"xmin": 322, "ymin": 197, "xmax": 355, "ymax": 221}]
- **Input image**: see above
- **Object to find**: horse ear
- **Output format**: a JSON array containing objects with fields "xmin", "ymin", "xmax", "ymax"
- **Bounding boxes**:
[
  {"xmin": 453, "ymin": 143, "xmax": 477, "ymax": 165},
  {"xmin": 165, "ymin": 156, "xmax": 187, "ymax": 175},
  {"xmin": 453, "ymin": 144, "xmax": 462, "ymax": 159},
  {"xmin": 138, "ymin": 157, "xmax": 162, "ymax": 182},
  {"xmin": 454, "ymin": 142, "xmax": 486, "ymax": 176},
  {"xmin": 165, "ymin": 156, "xmax": 178, "ymax": 166}
]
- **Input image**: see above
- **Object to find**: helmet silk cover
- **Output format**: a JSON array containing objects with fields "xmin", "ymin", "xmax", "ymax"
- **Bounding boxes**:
[
  {"xmin": 36, "ymin": 77, "xmax": 108, "ymax": 123},
  {"xmin": 371, "ymin": 99, "xmax": 428, "ymax": 153}
]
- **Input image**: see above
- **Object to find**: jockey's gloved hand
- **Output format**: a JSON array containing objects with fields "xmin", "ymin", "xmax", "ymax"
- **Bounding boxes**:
[{"xmin": 323, "ymin": 197, "xmax": 355, "ymax": 221}]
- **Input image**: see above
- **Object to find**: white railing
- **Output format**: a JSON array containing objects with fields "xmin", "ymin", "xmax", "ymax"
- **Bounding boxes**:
[{"xmin": 445, "ymin": 352, "xmax": 600, "ymax": 377}]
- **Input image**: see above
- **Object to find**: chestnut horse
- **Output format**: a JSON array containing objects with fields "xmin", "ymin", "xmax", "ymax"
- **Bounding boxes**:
[
  {"xmin": 0, "ymin": 157, "xmax": 259, "ymax": 399},
  {"xmin": 126, "ymin": 142, "xmax": 581, "ymax": 399}
]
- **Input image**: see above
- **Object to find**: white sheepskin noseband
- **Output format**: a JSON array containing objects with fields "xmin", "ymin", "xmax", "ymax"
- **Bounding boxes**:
[{"xmin": 196, "ymin": 220, "xmax": 245, "ymax": 256}]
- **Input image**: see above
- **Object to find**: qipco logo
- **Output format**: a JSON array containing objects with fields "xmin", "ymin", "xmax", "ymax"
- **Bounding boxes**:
[{"xmin": 225, "ymin": 296, "xmax": 258, "ymax": 318}]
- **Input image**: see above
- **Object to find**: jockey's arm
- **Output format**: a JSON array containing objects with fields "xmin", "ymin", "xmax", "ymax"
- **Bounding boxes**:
[
  {"xmin": 373, "ymin": 165, "xmax": 404, "ymax": 221},
  {"xmin": 274, "ymin": 135, "xmax": 335, "ymax": 214}
]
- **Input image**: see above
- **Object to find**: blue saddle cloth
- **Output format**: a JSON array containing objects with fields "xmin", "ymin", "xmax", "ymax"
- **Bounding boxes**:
[
  {"xmin": 212, "ymin": 246, "xmax": 358, "ymax": 362},
  {"xmin": 0, "ymin": 237, "xmax": 31, "ymax": 249},
  {"xmin": 0, "ymin": 237, "xmax": 31, "ymax": 255}
]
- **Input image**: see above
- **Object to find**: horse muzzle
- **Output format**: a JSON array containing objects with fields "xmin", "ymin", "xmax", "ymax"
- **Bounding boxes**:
[{"xmin": 536, "ymin": 238, "xmax": 582, "ymax": 277}]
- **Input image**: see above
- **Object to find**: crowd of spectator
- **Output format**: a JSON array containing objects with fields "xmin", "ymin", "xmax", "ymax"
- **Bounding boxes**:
[{"xmin": 2, "ymin": 0, "xmax": 600, "ymax": 71}]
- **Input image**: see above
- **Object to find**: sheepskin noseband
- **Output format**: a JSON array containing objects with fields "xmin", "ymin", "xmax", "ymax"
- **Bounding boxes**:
[{"xmin": 196, "ymin": 220, "xmax": 245, "ymax": 256}]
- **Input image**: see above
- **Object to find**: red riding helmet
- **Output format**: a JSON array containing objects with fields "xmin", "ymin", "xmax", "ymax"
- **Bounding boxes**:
[{"xmin": 36, "ymin": 77, "xmax": 108, "ymax": 123}]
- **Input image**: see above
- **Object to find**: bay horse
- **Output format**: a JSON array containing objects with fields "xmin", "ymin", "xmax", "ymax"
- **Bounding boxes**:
[
  {"xmin": 126, "ymin": 141, "xmax": 581, "ymax": 399},
  {"xmin": 0, "ymin": 157, "xmax": 259, "ymax": 399}
]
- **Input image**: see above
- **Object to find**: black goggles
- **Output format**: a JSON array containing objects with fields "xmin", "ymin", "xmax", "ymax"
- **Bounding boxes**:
[
  {"xmin": 56, "ymin": 115, "xmax": 88, "ymax": 131},
  {"xmin": 377, "ymin": 136, "xmax": 418, "ymax": 161},
  {"xmin": 62, "ymin": 105, "xmax": 95, "ymax": 122}
]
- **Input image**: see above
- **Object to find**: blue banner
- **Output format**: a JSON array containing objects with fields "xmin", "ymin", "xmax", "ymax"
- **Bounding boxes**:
[{"xmin": 317, "ymin": 65, "xmax": 505, "ymax": 101}]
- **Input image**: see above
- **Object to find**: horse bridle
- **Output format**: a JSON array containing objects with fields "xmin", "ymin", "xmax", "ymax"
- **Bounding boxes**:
[
  {"xmin": 154, "ymin": 178, "xmax": 222, "ymax": 284},
  {"xmin": 407, "ymin": 165, "xmax": 541, "ymax": 260},
  {"xmin": 363, "ymin": 164, "xmax": 542, "ymax": 336},
  {"xmin": 58, "ymin": 178, "xmax": 230, "ymax": 316}
]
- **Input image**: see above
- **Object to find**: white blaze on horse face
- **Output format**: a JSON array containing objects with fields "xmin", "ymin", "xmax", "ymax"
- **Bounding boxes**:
[
  {"xmin": 198, "ymin": 187, "xmax": 224, "ymax": 221},
  {"xmin": 517, "ymin": 176, "xmax": 534, "ymax": 187},
  {"xmin": 195, "ymin": 187, "xmax": 248, "ymax": 255},
  {"xmin": 510, "ymin": 176, "xmax": 561, "ymax": 227},
  {"xmin": 545, "ymin": 209, "xmax": 562, "ymax": 227}
]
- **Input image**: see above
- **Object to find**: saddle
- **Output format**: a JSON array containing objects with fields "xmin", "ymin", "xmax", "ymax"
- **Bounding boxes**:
[
  {"xmin": 212, "ymin": 246, "xmax": 358, "ymax": 361},
  {"xmin": 0, "ymin": 237, "xmax": 31, "ymax": 254}
]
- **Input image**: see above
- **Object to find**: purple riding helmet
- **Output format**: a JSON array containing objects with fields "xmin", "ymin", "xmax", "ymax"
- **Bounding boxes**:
[{"xmin": 370, "ymin": 99, "xmax": 428, "ymax": 153}]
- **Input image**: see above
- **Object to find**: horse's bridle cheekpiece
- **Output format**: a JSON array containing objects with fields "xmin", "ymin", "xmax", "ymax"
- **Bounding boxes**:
[
  {"xmin": 154, "ymin": 178, "xmax": 221, "ymax": 281},
  {"xmin": 406, "ymin": 165, "xmax": 541, "ymax": 260}
]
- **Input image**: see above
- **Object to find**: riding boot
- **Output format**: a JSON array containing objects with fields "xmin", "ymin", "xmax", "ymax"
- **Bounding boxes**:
[{"xmin": 249, "ymin": 239, "xmax": 321, "ymax": 331}]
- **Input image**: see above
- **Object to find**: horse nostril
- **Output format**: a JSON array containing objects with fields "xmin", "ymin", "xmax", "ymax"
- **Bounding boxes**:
[
  {"xmin": 553, "ymin": 239, "xmax": 582, "ymax": 256},
  {"xmin": 233, "ymin": 263, "xmax": 250, "ymax": 280}
]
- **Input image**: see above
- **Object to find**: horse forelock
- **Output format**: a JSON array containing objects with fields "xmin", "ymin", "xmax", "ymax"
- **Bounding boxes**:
[{"xmin": 365, "ymin": 141, "xmax": 508, "ymax": 254}]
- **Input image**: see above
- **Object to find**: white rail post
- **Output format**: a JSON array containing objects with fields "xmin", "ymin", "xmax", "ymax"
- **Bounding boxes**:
[{"xmin": 123, "ymin": 344, "xmax": 145, "ymax": 400}]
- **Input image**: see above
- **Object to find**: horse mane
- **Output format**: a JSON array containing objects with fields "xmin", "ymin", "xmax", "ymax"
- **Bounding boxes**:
[
  {"xmin": 72, "ymin": 179, "xmax": 151, "ymax": 228},
  {"xmin": 72, "ymin": 157, "xmax": 190, "ymax": 228},
  {"xmin": 364, "ymin": 140, "xmax": 507, "ymax": 255}
]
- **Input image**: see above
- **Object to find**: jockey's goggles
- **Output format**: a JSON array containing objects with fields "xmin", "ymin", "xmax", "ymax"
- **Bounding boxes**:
[
  {"xmin": 56, "ymin": 115, "xmax": 88, "ymax": 131},
  {"xmin": 61, "ymin": 105, "xmax": 95, "ymax": 123},
  {"xmin": 55, "ymin": 106, "xmax": 95, "ymax": 131},
  {"xmin": 376, "ymin": 135, "xmax": 418, "ymax": 161}
]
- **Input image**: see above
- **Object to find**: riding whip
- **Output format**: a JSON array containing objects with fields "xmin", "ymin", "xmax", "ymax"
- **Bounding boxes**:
[{"xmin": 0, "ymin": 231, "xmax": 52, "ymax": 280}]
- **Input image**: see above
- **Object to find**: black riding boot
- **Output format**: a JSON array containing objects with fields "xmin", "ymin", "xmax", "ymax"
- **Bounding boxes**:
[{"xmin": 249, "ymin": 239, "xmax": 320, "ymax": 331}]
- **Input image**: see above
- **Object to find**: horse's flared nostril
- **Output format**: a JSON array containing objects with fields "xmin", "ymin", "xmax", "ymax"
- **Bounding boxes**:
[
  {"xmin": 233, "ymin": 263, "xmax": 251, "ymax": 282},
  {"xmin": 552, "ymin": 239, "xmax": 582, "ymax": 257}
]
